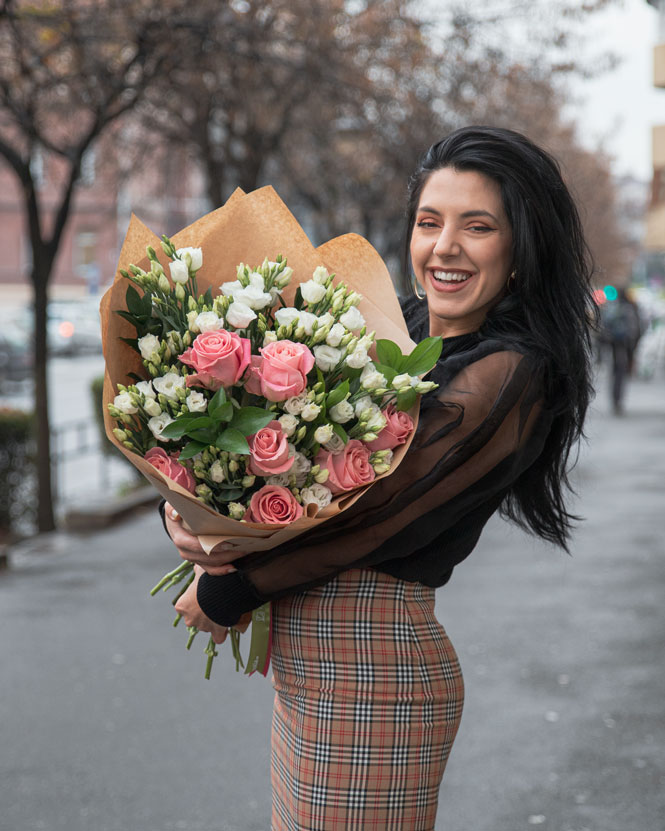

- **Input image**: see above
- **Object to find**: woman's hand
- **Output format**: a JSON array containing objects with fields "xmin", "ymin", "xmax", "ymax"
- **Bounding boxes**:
[
  {"xmin": 163, "ymin": 502, "xmax": 248, "ymax": 576},
  {"xmin": 174, "ymin": 565, "xmax": 229, "ymax": 644}
]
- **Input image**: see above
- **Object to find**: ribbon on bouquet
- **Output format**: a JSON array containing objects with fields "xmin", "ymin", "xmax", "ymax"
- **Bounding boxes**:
[{"xmin": 245, "ymin": 602, "xmax": 272, "ymax": 677}]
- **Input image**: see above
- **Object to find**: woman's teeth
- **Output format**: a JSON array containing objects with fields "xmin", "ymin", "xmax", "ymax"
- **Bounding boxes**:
[{"xmin": 432, "ymin": 271, "xmax": 471, "ymax": 283}]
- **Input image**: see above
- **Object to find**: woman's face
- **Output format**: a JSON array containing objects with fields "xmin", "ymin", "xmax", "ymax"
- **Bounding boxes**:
[{"xmin": 409, "ymin": 167, "xmax": 513, "ymax": 338}]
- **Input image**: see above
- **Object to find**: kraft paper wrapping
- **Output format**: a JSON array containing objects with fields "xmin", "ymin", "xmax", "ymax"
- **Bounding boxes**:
[{"xmin": 101, "ymin": 186, "xmax": 418, "ymax": 554}]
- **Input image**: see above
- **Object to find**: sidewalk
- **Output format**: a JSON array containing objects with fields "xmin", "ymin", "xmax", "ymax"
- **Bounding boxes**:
[{"xmin": 1, "ymin": 369, "xmax": 663, "ymax": 831}]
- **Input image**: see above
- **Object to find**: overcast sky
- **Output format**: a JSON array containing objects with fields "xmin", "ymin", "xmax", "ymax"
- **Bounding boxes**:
[{"xmin": 569, "ymin": 0, "xmax": 664, "ymax": 181}]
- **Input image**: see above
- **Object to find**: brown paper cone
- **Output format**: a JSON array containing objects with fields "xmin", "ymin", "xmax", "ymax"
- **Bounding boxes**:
[{"xmin": 101, "ymin": 186, "xmax": 418, "ymax": 553}]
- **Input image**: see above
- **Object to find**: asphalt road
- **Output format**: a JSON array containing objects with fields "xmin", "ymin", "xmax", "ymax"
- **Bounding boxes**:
[{"xmin": 1, "ymin": 369, "xmax": 664, "ymax": 831}]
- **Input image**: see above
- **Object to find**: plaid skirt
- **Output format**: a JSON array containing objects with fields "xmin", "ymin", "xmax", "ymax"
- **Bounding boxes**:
[{"xmin": 270, "ymin": 569, "xmax": 464, "ymax": 831}]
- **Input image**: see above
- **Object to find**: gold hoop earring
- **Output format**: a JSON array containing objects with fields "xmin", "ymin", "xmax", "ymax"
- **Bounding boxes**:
[{"xmin": 412, "ymin": 277, "xmax": 426, "ymax": 301}]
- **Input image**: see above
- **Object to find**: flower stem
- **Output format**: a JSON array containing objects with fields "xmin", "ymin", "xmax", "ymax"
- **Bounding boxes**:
[
  {"xmin": 150, "ymin": 561, "xmax": 193, "ymax": 596},
  {"xmin": 204, "ymin": 636, "xmax": 218, "ymax": 680},
  {"xmin": 186, "ymin": 625, "xmax": 198, "ymax": 650}
]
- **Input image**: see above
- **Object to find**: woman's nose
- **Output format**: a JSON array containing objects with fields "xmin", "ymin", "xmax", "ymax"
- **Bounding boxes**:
[{"xmin": 433, "ymin": 227, "xmax": 461, "ymax": 257}]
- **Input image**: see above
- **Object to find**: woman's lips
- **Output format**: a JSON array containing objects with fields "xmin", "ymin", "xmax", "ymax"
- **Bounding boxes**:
[{"xmin": 427, "ymin": 269, "xmax": 475, "ymax": 293}]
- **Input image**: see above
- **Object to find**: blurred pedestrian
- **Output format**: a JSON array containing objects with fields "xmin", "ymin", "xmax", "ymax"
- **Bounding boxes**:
[{"xmin": 600, "ymin": 288, "xmax": 643, "ymax": 414}]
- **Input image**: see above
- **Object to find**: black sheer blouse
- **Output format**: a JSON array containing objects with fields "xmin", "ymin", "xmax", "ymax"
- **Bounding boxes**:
[{"xmin": 196, "ymin": 296, "xmax": 554, "ymax": 626}]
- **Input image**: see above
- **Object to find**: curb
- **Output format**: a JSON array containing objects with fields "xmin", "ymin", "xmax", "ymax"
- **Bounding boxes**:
[{"xmin": 61, "ymin": 487, "xmax": 161, "ymax": 532}]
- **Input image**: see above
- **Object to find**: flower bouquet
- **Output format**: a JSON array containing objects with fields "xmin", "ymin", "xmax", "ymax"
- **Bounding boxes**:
[{"xmin": 100, "ymin": 186, "xmax": 441, "ymax": 679}]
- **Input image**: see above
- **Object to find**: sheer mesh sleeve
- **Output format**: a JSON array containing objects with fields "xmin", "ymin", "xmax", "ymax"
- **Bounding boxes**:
[{"xmin": 221, "ymin": 348, "xmax": 548, "ymax": 603}]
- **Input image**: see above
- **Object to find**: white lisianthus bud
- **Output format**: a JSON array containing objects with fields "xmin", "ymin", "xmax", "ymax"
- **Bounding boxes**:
[
  {"xmin": 313, "ymin": 344, "xmax": 342, "ymax": 372},
  {"xmin": 360, "ymin": 364, "xmax": 387, "ymax": 391},
  {"xmin": 176, "ymin": 247, "xmax": 202, "ymax": 271},
  {"xmin": 227, "ymin": 502, "xmax": 245, "ymax": 520},
  {"xmin": 414, "ymin": 381, "xmax": 437, "ymax": 394},
  {"xmin": 366, "ymin": 409, "xmax": 386, "ymax": 432},
  {"xmin": 317, "ymin": 312, "xmax": 334, "ymax": 328},
  {"xmin": 209, "ymin": 460, "xmax": 225, "ymax": 483},
  {"xmin": 186, "ymin": 310, "xmax": 200, "ymax": 333},
  {"xmin": 195, "ymin": 311, "xmax": 222, "ymax": 333},
  {"xmin": 175, "ymin": 283, "xmax": 186, "ymax": 302},
  {"xmin": 143, "ymin": 398, "xmax": 162, "ymax": 417},
  {"xmin": 291, "ymin": 452, "xmax": 312, "ymax": 486},
  {"xmin": 158, "ymin": 273, "xmax": 171, "ymax": 293},
  {"xmin": 312, "ymin": 266, "xmax": 329, "ymax": 285},
  {"xmin": 325, "ymin": 323, "xmax": 346, "ymax": 347},
  {"xmin": 340, "ymin": 306, "xmax": 365, "ymax": 331},
  {"xmin": 153, "ymin": 372, "xmax": 186, "ymax": 400},
  {"xmin": 313, "ymin": 467, "xmax": 330, "ymax": 484},
  {"xmin": 148, "ymin": 413, "xmax": 174, "ymax": 441},
  {"xmin": 274, "ymin": 307, "xmax": 301, "ymax": 328},
  {"xmin": 112, "ymin": 428, "xmax": 128, "ymax": 442},
  {"xmin": 113, "ymin": 392, "xmax": 138, "ymax": 414},
  {"xmin": 263, "ymin": 330, "xmax": 278, "ymax": 346},
  {"xmin": 278, "ymin": 413, "xmax": 298, "ymax": 437},
  {"xmin": 186, "ymin": 391, "xmax": 207, "ymax": 412},
  {"xmin": 301, "ymin": 483, "xmax": 333, "ymax": 510},
  {"xmin": 228, "ymin": 460, "xmax": 239, "ymax": 473},
  {"xmin": 135, "ymin": 380, "xmax": 155, "ymax": 399},
  {"xmin": 329, "ymin": 400, "xmax": 354, "ymax": 424},
  {"xmin": 345, "ymin": 347, "xmax": 370, "ymax": 369},
  {"xmin": 266, "ymin": 473, "xmax": 291, "ymax": 487},
  {"xmin": 226, "ymin": 301, "xmax": 257, "ymax": 328},
  {"xmin": 300, "ymin": 402, "xmax": 321, "ymax": 422},
  {"xmin": 314, "ymin": 423, "xmax": 335, "ymax": 444},
  {"xmin": 345, "ymin": 291, "xmax": 362, "ymax": 307},
  {"xmin": 392, "ymin": 373, "xmax": 412, "ymax": 390},
  {"xmin": 138, "ymin": 334, "xmax": 161, "ymax": 361},
  {"xmin": 300, "ymin": 279, "xmax": 327, "ymax": 304},
  {"xmin": 354, "ymin": 395, "xmax": 374, "ymax": 418},
  {"xmin": 277, "ymin": 266, "xmax": 294, "ymax": 286},
  {"xmin": 323, "ymin": 433, "xmax": 346, "ymax": 454},
  {"xmin": 283, "ymin": 393, "xmax": 309, "ymax": 415},
  {"xmin": 241, "ymin": 475, "xmax": 256, "ymax": 488},
  {"xmin": 357, "ymin": 334, "xmax": 374, "ymax": 352},
  {"xmin": 373, "ymin": 463, "xmax": 391, "ymax": 474}
]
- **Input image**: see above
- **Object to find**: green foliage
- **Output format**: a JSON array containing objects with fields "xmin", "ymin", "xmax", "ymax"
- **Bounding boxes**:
[{"xmin": 0, "ymin": 409, "xmax": 36, "ymax": 538}]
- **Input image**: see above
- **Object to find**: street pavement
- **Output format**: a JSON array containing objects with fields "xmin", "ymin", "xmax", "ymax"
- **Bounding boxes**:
[{"xmin": 1, "ymin": 368, "xmax": 664, "ymax": 831}]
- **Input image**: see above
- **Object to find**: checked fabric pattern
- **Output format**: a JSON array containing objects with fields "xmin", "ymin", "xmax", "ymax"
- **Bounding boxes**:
[{"xmin": 270, "ymin": 569, "xmax": 464, "ymax": 831}]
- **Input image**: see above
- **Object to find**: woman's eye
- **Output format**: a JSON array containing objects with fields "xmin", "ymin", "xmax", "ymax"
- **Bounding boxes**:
[
  {"xmin": 469, "ymin": 225, "xmax": 492, "ymax": 233},
  {"xmin": 416, "ymin": 220, "xmax": 438, "ymax": 228}
]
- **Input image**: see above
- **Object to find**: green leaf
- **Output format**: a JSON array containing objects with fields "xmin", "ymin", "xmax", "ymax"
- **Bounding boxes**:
[
  {"xmin": 215, "ymin": 428, "xmax": 250, "ymax": 454},
  {"xmin": 375, "ymin": 339, "xmax": 403, "ymax": 369},
  {"xmin": 189, "ymin": 427, "xmax": 217, "ymax": 444},
  {"xmin": 126, "ymin": 284, "xmax": 145, "ymax": 316},
  {"xmin": 217, "ymin": 489, "xmax": 246, "ymax": 503},
  {"xmin": 179, "ymin": 440, "xmax": 208, "ymax": 460},
  {"xmin": 209, "ymin": 387, "xmax": 227, "ymax": 410},
  {"xmin": 373, "ymin": 363, "xmax": 398, "ymax": 385},
  {"xmin": 402, "ymin": 337, "xmax": 443, "ymax": 376},
  {"xmin": 332, "ymin": 422, "xmax": 349, "ymax": 443},
  {"xmin": 119, "ymin": 336, "xmax": 140, "ymax": 352},
  {"xmin": 396, "ymin": 387, "xmax": 418, "ymax": 412},
  {"xmin": 294, "ymin": 286, "xmax": 304, "ymax": 310},
  {"xmin": 326, "ymin": 379, "xmax": 349, "ymax": 409},
  {"xmin": 210, "ymin": 400, "xmax": 234, "ymax": 422},
  {"xmin": 159, "ymin": 415, "xmax": 213, "ymax": 439},
  {"xmin": 230, "ymin": 407, "xmax": 274, "ymax": 436}
]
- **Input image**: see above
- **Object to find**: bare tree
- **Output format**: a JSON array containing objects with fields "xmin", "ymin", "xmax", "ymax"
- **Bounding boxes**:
[{"xmin": 0, "ymin": 0, "xmax": 192, "ymax": 530}]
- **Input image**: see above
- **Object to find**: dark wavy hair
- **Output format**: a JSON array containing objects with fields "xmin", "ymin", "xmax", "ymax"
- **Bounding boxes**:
[{"xmin": 404, "ymin": 125, "xmax": 597, "ymax": 551}]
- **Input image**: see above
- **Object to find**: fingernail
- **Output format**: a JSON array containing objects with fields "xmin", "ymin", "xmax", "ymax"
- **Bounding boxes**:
[{"xmin": 170, "ymin": 509, "xmax": 179, "ymax": 520}]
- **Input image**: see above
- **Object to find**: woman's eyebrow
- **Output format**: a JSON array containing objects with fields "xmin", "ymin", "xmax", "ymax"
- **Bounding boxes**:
[{"xmin": 416, "ymin": 206, "xmax": 499, "ymax": 222}]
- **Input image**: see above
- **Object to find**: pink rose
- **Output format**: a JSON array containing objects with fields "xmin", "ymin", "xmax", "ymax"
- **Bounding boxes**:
[
  {"xmin": 248, "ymin": 421, "xmax": 294, "ymax": 476},
  {"xmin": 369, "ymin": 404, "xmax": 414, "ymax": 451},
  {"xmin": 245, "ymin": 485, "xmax": 304, "ymax": 525},
  {"xmin": 145, "ymin": 447, "xmax": 196, "ymax": 493},
  {"xmin": 244, "ymin": 339, "xmax": 314, "ymax": 402},
  {"xmin": 180, "ymin": 330, "xmax": 251, "ymax": 390},
  {"xmin": 315, "ymin": 439, "xmax": 375, "ymax": 495}
]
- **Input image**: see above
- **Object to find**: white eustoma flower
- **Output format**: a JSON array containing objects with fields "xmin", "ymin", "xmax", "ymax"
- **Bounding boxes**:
[
  {"xmin": 340, "ymin": 306, "xmax": 365, "ymax": 331},
  {"xmin": 194, "ymin": 311, "xmax": 223, "ymax": 333},
  {"xmin": 300, "ymin": 280, "xmax": 327, "ymax": 304},
  {"xmin": 135, "ymin": 380, "xmax": 156, "ymax": 399},
  {"xmin": 137, "ymin": 333, "xmax": 160, "ymax": 361},
  {"xmin": 186, "ymin": 391, "xmax": 208, "ymax": 412},
  {"xmin": 345, "ymin": 346, "xmax": 370, "ymax": 369},
  {"xmin": 176, "ymin": 247, "xmax": 203, "ymax": 271},
  {"xmin": 301, "ymin": 483, "xmax": 333, "ymax": 510},
  {"xmin": 283, "ymin": 393, "xmax": 309, "ymax": 415},
  {"xmin": 314, "ymin": 424, "xmax": 335, "ymax": 445},
  {"xmin": 113, "ymin": 392, "xmax": 138, "ymax": 414},
  {"xmin": 143, "ymin": 398, "xmax": 162, "ymax": 417},
  {"xmin": 317, "ymin": 312, "xmax": 335, "ymax": 328},
  {"xmin": 169, "ymin": 259, "xmax": 190, "ymax": 284},
  {"xmin": 209, "ymin": 460, "xmax": 225, "ymax": 483},
  {"xmin": 234, "ymin": 280, "xmax": 273, "ymax": 310},
  {"xmin": 153, "ymin": 372, "xmax": 185, "ymax": 400},
  {"xmin": 323, "ymin": 433, "xmax": 346, "ymax": 454},
  {"xmin": 312, "ymin": 266, "xmax": 329, "ymax": 285},
  {"xmin": 186, "ymin": 310, "xmax": 200, "ymax": 333},
  {"xmin": 326, "ymin": 323, "xmax": 346, "ymax": 347},
  {"xmin": 354, "ymin": 395, "xmax": 374, "ymax": 418},
  {"xmin": 290, "ymin": 451, "xmax": 312, "ymax": 486},
  {"xmin": 313, "ymin": 344, "xmax": 342, "ymax": 372},
  {"xmin": 278, "ymin": 413, "xmax": 299, "ymax": 437},
  {"xmin": 274, "ymin": 307, "xmax": 301, "ymax": 328},
  {"xmin": 227, "ymin": 502, "xmax": 245, "ymax": 519},
  {"xmin": 300, "ymin": 402, "xmax": 321, "ymax": 422},
  {"xmin": 329, "ymin": 400, "xmax": 354, "ymax": 424},
  {"xmin": 392, "ymin": 373, "xmax": 413, "ymax": 390},
  {"xmin": 366, "ymin": 408, "xmax": 386, "ymax": 432},
  {"xmin": 221, "ymin": 279, "xmax": 243, "ymax": 298},
  {"xmin": 360, "ymin": 363, "xmax": 387, "ymax": 391},
  {"xmin": 226, "ymin": 301, "xmax": 257, "ymax": 328},
  {"xmin": 263, "ymin": 330, "xmax": 278, "ymax": 346},
  {"xmin": 266, "ymin": 472, "xmax": 291, "ymax": 487},
  {"xmin": 148, "ymin": 413, "xmax": 174, "ymax": 441}
]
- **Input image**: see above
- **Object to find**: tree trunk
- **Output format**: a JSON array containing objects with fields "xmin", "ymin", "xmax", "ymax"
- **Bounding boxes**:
[{"xmin": 32, "ymin": 264, "xmax": 55, "ymax": 532}]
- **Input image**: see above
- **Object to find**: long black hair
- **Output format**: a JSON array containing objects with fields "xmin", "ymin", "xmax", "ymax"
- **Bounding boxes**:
[{"xmin": 404, "ymin": 125, "xmax": 597, "ymax": 551}]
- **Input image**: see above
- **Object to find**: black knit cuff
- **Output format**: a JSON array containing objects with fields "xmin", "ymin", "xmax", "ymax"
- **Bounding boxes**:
[{"xmin": 197, "ymin": 570, "xmax": 265, "ymax": 627}]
